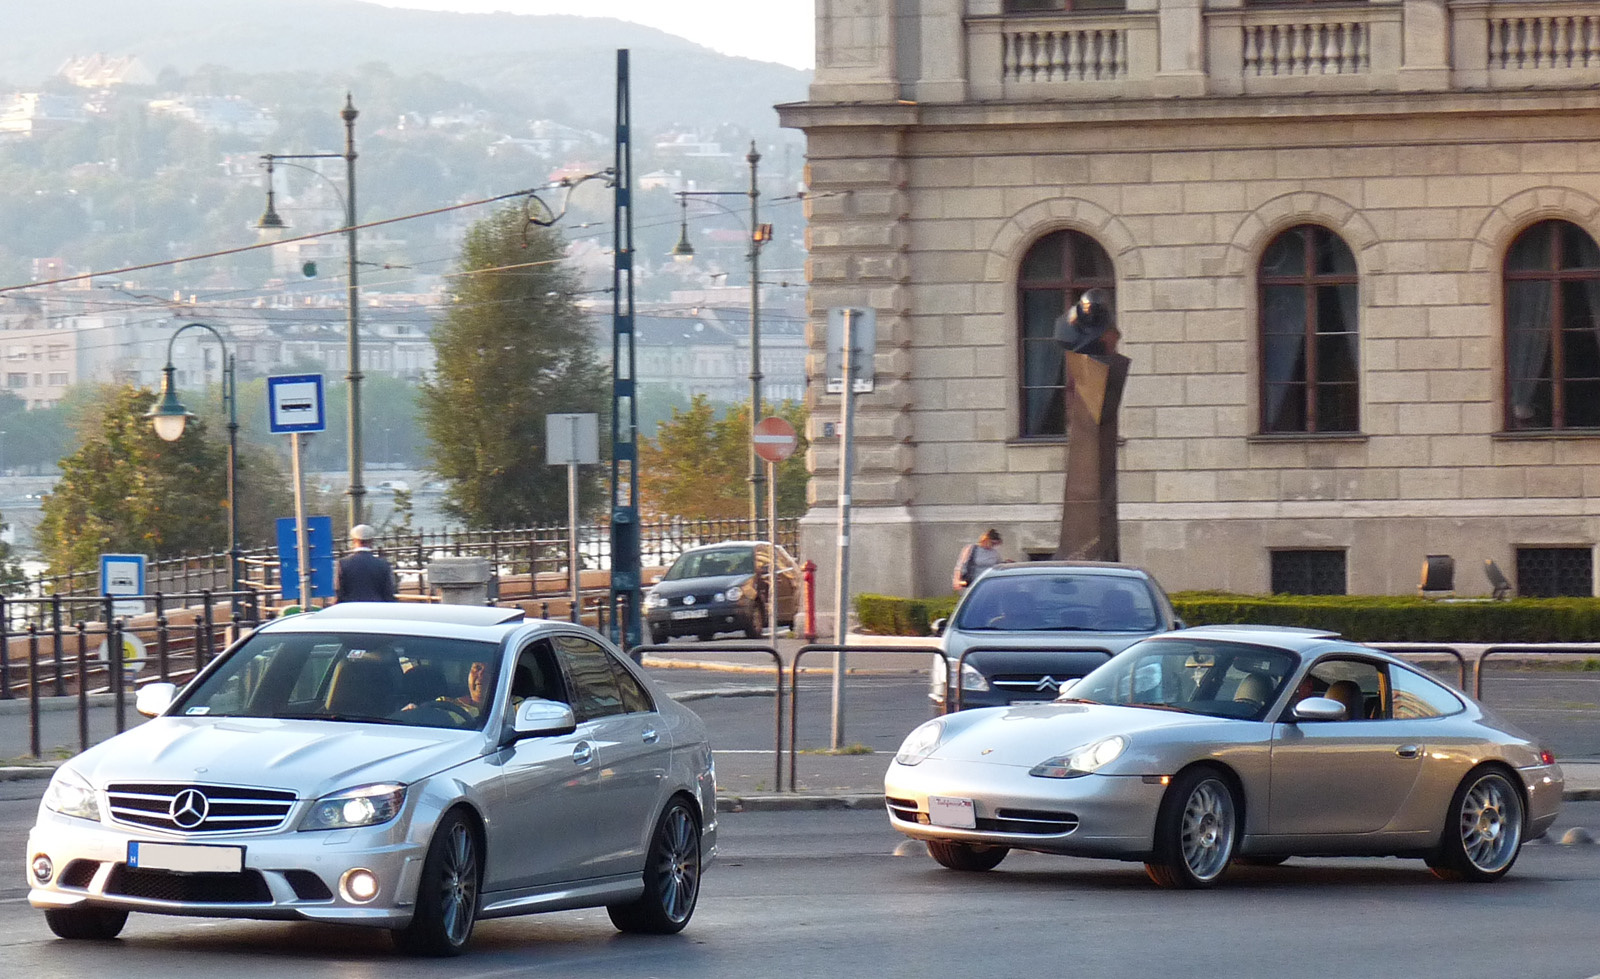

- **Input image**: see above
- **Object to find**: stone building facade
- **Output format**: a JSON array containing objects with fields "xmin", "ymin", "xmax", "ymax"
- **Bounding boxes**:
[{"xmin": 779, "ymin": 0, "xmax": 1600, "ymax": 604}]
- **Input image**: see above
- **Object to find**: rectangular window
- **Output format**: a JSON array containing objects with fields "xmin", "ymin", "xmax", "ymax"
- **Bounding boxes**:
[
  {"xmin": 1270, "ymin": 549, "xmax": 1346, "ymax": 595},
  {"xmin": 47, "ymin": 372, "xmax": 67, "ymax": 385},
  {"xmin": 6, "ymin": 373, "xmax": 26, "ymax": 388},
  {"xmin": 1515, "ymin": 546, "xmax": 1593, "ymax": 597}
]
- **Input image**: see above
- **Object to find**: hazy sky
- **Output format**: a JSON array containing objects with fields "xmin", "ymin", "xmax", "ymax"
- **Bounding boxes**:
[{"xmin": 365, "ymin": 1, "xmax": 816, "ymax": 70}]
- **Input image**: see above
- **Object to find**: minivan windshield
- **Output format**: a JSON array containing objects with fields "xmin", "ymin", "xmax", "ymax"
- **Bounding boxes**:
[
  {"xmin": 174, "ymin": 631, "xmax": 503, "ymax": 730},
  {"xmin": 1066, "ymin": 638, "xmax": 1298, "ymax": 721},
  {"xmin": 955, "ymin": 573, "xmax": 1161, "ymax": 632},
  {"xmin": 665, "ymin": 547, "xmax": 755, "ymax": 580}
]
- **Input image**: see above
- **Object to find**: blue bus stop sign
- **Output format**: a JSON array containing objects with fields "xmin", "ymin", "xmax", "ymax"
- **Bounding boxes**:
[{"xmin": 276, "ymin": 516, "xmax": 335, "ymax": 601}]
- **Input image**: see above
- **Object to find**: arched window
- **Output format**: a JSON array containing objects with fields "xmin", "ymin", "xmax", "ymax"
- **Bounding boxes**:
[
  {"xmin": 1258, "ymin": 225, "xmax": 1359, "ymax": 434},
  {"xmin": 1503, "ymin": 219, "xmax": 1600, "ymax": 431},
  {"xmin": 1017, "ymin": 229, "xmax": 1115, "ymax": 438}
]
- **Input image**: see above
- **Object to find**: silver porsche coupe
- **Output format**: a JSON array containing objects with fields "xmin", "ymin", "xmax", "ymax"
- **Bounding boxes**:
[
  {"xmin": 27, "ymin": 603, "xmax": 717, "ymax": 955},
  {"xmin": 885, "ymin": 626, "xmax": 1562, "ymax": 887}
]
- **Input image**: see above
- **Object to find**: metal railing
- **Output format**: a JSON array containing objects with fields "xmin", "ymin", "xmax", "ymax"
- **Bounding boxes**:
[
  {"xmin": 634, "ymin": 642, "xmax": 785, "ymax": 792},
  {"xmin": 789, "ymin": 644, "xmax": 943, "ymax": 793}
]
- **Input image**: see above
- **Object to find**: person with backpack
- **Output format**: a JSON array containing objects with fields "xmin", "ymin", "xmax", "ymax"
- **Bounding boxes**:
[{"xmin": 952, "ymin": 528, "xmax": 1006, "ymax": 593}]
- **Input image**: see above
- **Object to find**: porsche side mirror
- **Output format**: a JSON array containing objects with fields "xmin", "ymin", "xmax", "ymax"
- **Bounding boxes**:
[
  {"xmin": 510, "ymin": 698, "xmax": 577, "ymax": 740},
  {"xmin": 136, "ymin": 682, "xmax": 178, "ymax": 718},
  {"xmin": 1291, "ymin": 696, "xmax": 1345, "ymax": 723}
]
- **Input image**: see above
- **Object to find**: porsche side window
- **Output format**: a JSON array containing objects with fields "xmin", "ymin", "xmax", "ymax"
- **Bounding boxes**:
[{"xmin": 1388, "ymin": 666, "xmax": 1464, "ymax": 720}]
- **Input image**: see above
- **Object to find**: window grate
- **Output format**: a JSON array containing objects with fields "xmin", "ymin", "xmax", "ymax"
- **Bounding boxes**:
[
  {"xmin": 1270, "ymin": 550, "xmax": 1346, "ymax": 595},
  {"xmin": 1515, "ymin": 547, "xmax": 1592, "ymax": 597}
]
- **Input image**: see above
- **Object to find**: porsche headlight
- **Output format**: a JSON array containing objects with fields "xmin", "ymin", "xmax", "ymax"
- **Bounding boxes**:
[
  {"xmin": 299, "ymin": 782, "xmax": 407, "ymax": 831},
  {"xmin": 1029, "ymin": 736, "xmax": 1127, "ymax": 779},
  {"xmin": 722, "ymin": 584, "xmax": 744, "ymax": 602},
  {"xmin": 42, "ymin": 767, "xmax": 101, "ymax": 822},
  {"xmin": 895, "ymin": 719, "xmax": 946, "ymax": 766}
]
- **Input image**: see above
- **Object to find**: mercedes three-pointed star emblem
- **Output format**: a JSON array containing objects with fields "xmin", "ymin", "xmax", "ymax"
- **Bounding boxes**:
[{"xmin": 169, "ymin": 788, "xmax": 210, "ymax": 829}]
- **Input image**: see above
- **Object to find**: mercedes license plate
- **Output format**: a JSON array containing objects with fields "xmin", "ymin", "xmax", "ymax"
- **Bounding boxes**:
[
  {"xmin": 928, "ymin": 795, "xmax": 977, "ymax": 829},
  {"xmin": 127, "ymin": 841, "xmax": 244, "ymax": 874},
  {"xmin": 670, "ymin": 609, "xmax": 709, "ymax": 620}
]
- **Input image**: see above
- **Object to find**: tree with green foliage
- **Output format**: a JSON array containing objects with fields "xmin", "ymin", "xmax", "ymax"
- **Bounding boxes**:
[
  {"xmin": 419, "ymin": 206, "xmax": 608, "ymax": 528},
  {"xmin": 639, "ymin": 396, "xmax": 808, "ymax": 521},
  {"xmin": 36, "ymin": 386, "xmax": 231, "ymax": 574}
]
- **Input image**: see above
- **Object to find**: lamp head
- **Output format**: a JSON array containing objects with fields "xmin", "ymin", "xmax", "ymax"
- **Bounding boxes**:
[
  {"xmin": 256, "ymin": 194, "xmax": 286, "ymax": 230},
  {"xmin": 671, "ymin": 198, "xmax": 695, "ymax": 264},
  {"xmin": 145, "ymin": 365, "xmax": 195, "ymax": 442}
]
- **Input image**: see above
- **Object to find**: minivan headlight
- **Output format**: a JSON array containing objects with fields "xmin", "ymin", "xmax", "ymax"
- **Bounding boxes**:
[
  {"xmin": 932, "ymin": 657, "xmax": 990, "ymax": 693},
  {"xmin": 299, "ymin": 783, "xmax": 407, "ymax": 831},
  {"xmin": 42, "ymin": 767, "xmax": 101, "ymax": 822},
  {"xmin": 1030, "ymin": 736, "xmax": 1127, "ymax": 778}
]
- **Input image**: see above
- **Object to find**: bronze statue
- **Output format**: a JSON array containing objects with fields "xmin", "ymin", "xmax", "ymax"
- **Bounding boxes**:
[{"xmin": 1053, "ymin": 289, "xmax": 1130, "ymax": 562}]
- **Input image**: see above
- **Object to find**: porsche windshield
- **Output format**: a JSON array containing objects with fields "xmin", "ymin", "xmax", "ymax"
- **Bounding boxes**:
[
  {"xmin": 1067, "ymin": 638, "xmax": 1298, "ymax": 720},
  {"xmin": 954, "ymin": 573, "xmax": 1160, "ymax": 632},
  {"xmin": 174, "ymin": 631, "xmax": 503, "ymax": 730}
]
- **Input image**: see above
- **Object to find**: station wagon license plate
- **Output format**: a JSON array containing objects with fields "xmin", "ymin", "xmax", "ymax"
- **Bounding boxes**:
[
  {"xmin": 127, "ymin": 841, "xmax": 244, "ymax": 874},
  {"xmin": 670, "ymin": 609, "xmax": 709, "ymax": 620},
  {"xmin": 928, "ymin": 795, "xmax": 977, "ymax": 829}
]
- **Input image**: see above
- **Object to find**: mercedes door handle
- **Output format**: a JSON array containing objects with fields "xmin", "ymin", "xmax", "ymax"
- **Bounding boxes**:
[
  {"xmin": 1396, "ymin": 744, "xmax": 1421, "ymax": 759},
  {"xmin": 642, "ymin": 728, "xmax": 659, "ymax": 744},
  {"xmin": 572, "ymin": 742, "xmax": 594, "ymax": 765}
]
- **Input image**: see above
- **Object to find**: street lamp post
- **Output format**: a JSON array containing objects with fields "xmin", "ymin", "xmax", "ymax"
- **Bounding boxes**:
[
  {"xmin": 671, "ymin": 142, "xmax": 773, "ymax": 540},
  {"xmin": 144, "ymin": 322, "xmax": 241, "ymax": 594},
  {"xmin": 258, "ymin": 94, "xmax": 365, "ymax": 528}
]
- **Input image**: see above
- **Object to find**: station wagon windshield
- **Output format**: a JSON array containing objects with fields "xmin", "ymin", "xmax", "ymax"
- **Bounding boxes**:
[
  {"xmin": 1067, "ymin": 638, "xmax": 1298, "ymax": 721},
  {"xmin": 175, "ymin": 631, "xmax": 503, "ymax": 730}
]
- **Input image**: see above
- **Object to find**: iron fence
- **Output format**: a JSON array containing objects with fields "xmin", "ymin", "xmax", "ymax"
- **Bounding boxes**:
[{"xmin": 12, "ymin": 517, "xmax": 799, "ymax": 606}]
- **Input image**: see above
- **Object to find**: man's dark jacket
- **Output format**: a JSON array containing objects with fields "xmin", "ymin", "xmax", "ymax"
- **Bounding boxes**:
[{"xmin": 337, "ymin": 548, "xmax": 397, "ymax": 603}]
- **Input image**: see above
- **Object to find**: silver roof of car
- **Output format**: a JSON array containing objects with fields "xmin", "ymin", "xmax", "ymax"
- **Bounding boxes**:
[{"xmin": 261, "ymin": 603, "xmax": 529, "ymax": 642}]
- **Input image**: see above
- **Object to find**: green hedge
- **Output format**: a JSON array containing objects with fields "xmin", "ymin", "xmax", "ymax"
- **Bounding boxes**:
[{"xmin": 856, "ymin": 590, "xmax": 1600, "ymax": 643}]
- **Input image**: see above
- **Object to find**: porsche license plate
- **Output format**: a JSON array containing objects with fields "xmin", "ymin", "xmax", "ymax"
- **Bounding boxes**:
[
  {"xmin": 127, "ymin": 841, "xmax": 244, "ymax": 874},
  {"xmin": 670, "ymin": 609, "xmax": 709, "ymax": 620},
  {"xmin": 928, "ymin": 795, "xmax": 977, "ymax": 829}
]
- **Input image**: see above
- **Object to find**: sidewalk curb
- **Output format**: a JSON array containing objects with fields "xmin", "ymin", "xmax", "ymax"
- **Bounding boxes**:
[
  {"xmin": 0, "ymin": 694, "xmax": 119, "ymax": 717},
  {"xmin": 717, "ymin": 793, "xmax": 882, "ymax": 812}
]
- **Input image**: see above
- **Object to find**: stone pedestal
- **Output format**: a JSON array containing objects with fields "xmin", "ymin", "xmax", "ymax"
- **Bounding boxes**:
[{"xmin": 428, "ymin": 557, "xmax": 491, "ymax": 606}]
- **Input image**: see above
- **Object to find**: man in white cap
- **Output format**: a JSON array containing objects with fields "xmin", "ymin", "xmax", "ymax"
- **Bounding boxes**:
[{"xmin": 336, "ymin": 524, "xmax": 397, "ymax": 603}]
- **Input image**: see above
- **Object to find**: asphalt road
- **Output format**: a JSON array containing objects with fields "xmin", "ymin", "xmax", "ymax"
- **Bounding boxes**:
[{"xmin": 3, "ymin": 779, "xmax": 1599, "ymax": 979}]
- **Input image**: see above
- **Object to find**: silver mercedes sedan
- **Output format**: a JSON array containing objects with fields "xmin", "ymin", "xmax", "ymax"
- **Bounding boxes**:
[
  {"xmin": 886, "ymin": 627, "xmax": 1562, "ymax": 887},
  {"xmin": 27, "ymin": 603, "xmax": 717, "ymax": 955}
]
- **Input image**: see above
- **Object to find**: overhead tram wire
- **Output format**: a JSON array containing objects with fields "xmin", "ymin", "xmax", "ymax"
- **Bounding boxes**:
[{"xmin": 0, "ymin": 176, "xmax": 613, "ymax": 297}]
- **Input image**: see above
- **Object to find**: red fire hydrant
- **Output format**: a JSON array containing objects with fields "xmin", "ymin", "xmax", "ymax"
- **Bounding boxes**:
[{"xmin": 801, "ymin": 560, "xmax": 818, "ymax": 641}]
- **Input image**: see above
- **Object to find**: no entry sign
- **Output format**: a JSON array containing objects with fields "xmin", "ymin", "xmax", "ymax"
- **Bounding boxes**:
[{"xmin": 752, "ymin": 416, "xmax": 798, "ymax": 463}]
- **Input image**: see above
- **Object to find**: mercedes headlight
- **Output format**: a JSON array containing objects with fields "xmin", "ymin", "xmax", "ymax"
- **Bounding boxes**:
[
  {"xmin": 1029, "ymin": 736, "xmax": 1127, "ymax": 779},
  {"xmin": 722, "ymin": 584, "xmax": 744, "ymax": 602},
  {"xmin": 299, "ymin": 783, "xmax": 407, "ymax": 831},
  {"xmin": 895, "ymin": 719, "xmax": 946, "ymax": 766},
  {"xmin": 42, "ymin": 767, "xmax": 101, "ymax": 822}
]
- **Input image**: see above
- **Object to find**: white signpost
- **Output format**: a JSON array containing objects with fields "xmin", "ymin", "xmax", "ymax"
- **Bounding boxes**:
[
  {"xmin": 828, "ymin": 307, "xmax": 875, "ymax": 748},
  {"xmin": 267, "ymin": 374, "xmax": 326, "ymax": 610},
  {"xmin": 752, "ymin": 416, "xmax": 799, "ymax": 641},
  {"xmin": 547, "ymin": 413, "xmax": 600, "ymax": 622}
]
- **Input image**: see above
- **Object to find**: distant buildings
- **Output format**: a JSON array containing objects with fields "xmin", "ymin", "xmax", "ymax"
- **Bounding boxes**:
[
  {"xmin": 0, "ymin": 93, "xmax": 86, "ymax": 139},
  {"xmin": 146, "ymin": 96, "xmax": 275, "ymax": 138},
  {"xmin": 56, "ymin": 55, "xmax": 154, "ymax": 89}
]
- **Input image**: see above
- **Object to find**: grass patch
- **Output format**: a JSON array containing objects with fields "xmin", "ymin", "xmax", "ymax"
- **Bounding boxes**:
[{"xmin": 799, "ymin": 743, "xmax": 875, "ymax": 756}]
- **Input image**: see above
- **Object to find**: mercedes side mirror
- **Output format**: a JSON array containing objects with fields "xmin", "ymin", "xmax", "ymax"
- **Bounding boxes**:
[
  {"xmin": 136, "ymin": 682, "xmax": 178, "ymax": 718},
  {"xmin": 1291, "ymin": 696, "xmax": 1345, "ymax": 723},
  {"xmin": 510, "ymin": 698, "xmax": 577, "ymax": 740},
  {"xmin": 929, "ymin": 617, "xmax": 947, "ymax": 637}
]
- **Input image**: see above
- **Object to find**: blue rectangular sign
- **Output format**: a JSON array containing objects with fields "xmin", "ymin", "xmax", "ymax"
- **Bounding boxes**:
[
  {"xmin": 267, "ymin": 373, "xmax": 326, "ymax": 434},
  {"xmin": 276, "ymin": 515, "xmax": 335, "ymax": 601}
]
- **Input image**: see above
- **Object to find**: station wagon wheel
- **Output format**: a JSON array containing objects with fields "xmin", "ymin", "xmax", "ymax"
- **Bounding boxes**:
[
  {"xmin": 393, "ymin": 810, "xmax": 480, "ymax": 956},
  {"xmin": 608, "ymin": 798, "xmax": 701, "ymax": 934},
  {"xmin": 44, "ymin": 907, "xmax": 128, "ymax": 940},
  {"xmin": 1146, "ymin": 768, "xmax": 1238, "ymax": 889},
  {"xmin": 1428, "ymin": 768, "xmax": 1526, "ymax": 883},
  {"xmin": 927, "ymin": 840, "xmax": 1009, "ymax": 872}
]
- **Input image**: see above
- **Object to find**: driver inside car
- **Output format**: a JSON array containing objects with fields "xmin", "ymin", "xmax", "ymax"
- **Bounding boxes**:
[{"xmin": 439, "ymin": 660, "xmax": 490, "ymax": 717}]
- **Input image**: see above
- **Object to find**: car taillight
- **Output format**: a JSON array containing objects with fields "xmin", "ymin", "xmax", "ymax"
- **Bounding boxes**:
[{"xmin": 1538, "ymin": 748, "xmax": 1556, "ymax": 766}]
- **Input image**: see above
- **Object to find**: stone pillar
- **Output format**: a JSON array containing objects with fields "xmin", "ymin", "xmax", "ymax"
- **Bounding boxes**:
[
  {"xmin": 813, "ymin": 0, "xmax": 900, "ymax": 102},
  {"xmin": 428, "ymin": 557, "xmax": 491, "ymax": 606}
]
